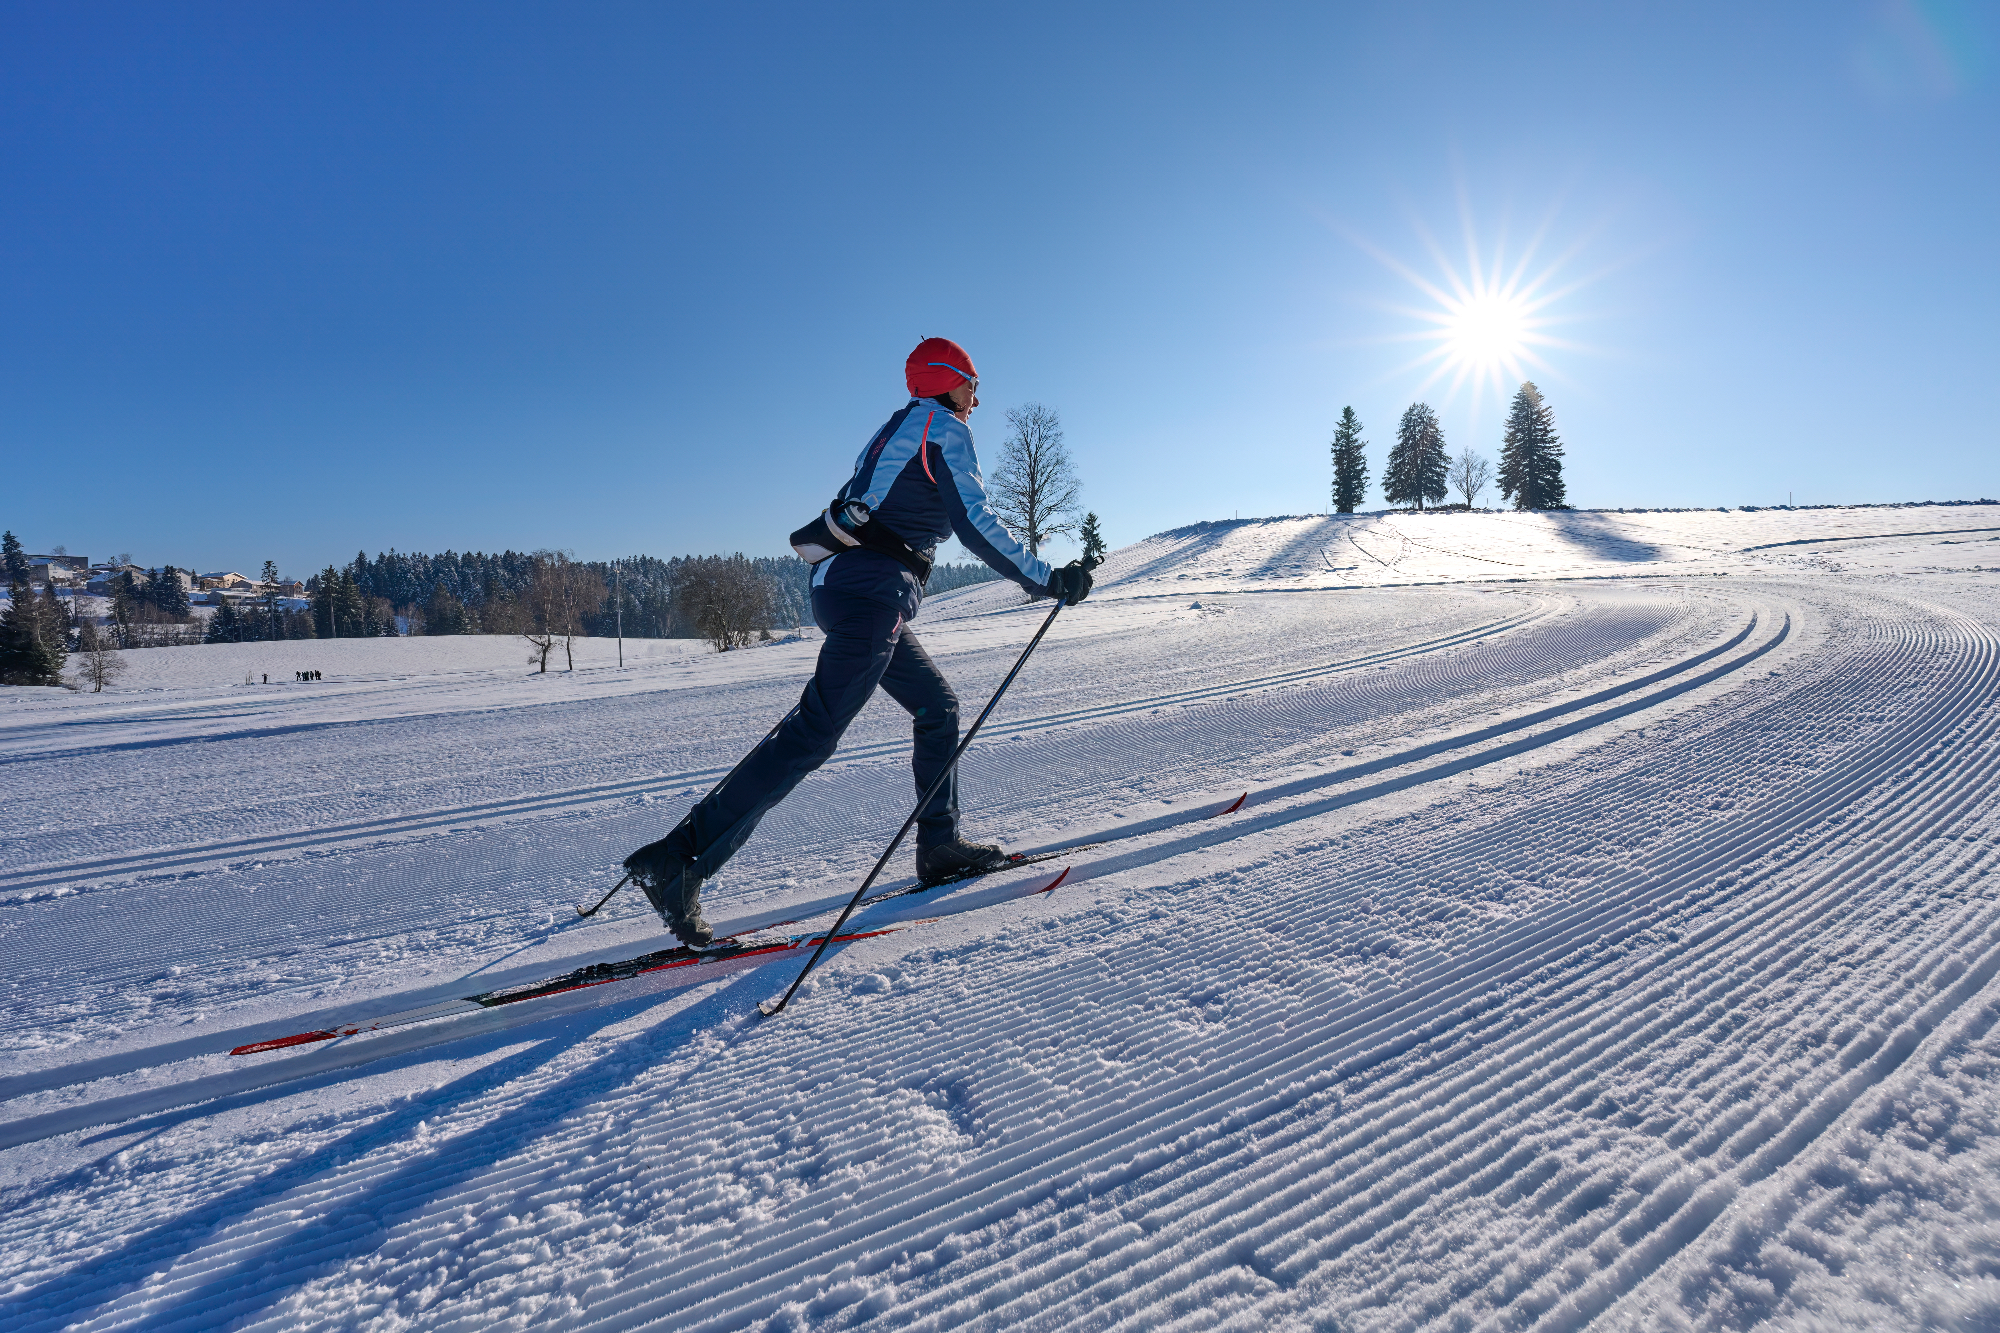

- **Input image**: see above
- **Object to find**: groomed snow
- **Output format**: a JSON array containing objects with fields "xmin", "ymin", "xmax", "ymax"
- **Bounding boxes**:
[{"xmin": 4, "ymin": 504, "xmax": 2000, "ymax": 1330}]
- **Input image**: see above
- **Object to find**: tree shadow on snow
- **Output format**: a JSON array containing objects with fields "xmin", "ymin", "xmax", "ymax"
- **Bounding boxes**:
[
  {"xmin": 8, "ymin": 980, "xmax": 755, "ymax": 1333},
  {"xmin": 1112, "ymin": 516, "xmax": 1293, "ymax": 589},
  {"xmin": 1245, "ymin": 516, "xmax": 1357, "ymax": 579},
  {"xmin": 1534, "ymin": 512, "xmax": 1671, "ymax": 564}
]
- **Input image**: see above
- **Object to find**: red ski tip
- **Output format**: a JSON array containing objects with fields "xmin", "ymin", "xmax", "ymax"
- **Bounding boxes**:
[
  {"xmin": 1221, "ymin": 792, "xmax": 1248, "ymax": 814},
  {"xmin": 1037, "ymin": 866, "xmax": 1072, "ymax": 894},
  {"xmin": 231, "ymin": 1029, "xmax": 340, "ymax": 1056}
]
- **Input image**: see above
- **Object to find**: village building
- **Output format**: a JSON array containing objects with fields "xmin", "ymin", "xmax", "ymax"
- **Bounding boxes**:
[
  {"xmin": 83, "ymin": 565, "xmax": 151, "ymax": 597},
  {"xmin": 27, "ymin": 554, "xmax": 89, "ymax": 586}
]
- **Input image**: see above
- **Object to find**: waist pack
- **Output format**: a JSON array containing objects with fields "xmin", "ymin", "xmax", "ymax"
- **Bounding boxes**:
[{"xmin": 790, "ymin": 499, "xmax": 934, "ymax": 586}]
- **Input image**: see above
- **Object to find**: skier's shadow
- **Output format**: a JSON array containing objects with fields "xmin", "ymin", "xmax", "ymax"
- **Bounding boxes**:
[{"xmin": 17, "ymin": 980, "xmax": 759, "ymax": 1332}]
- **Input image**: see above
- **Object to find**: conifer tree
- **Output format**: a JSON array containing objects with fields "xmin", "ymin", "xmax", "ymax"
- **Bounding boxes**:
[
  {"xmin": 37, "ymin": 583, "xmax": 69, "ymax": 679},
  {"xmin": 1330, "ymin": 407, "xmax": 1369, "ymax": 513},
  {"xmin": 1, "ymin": 531, "xmax": 27, "ymax": 588},
  {"xmin": 0, "ymin": 572, "xmax": 65, "ymax": 685},
  {"xmin": 0, "ymin": 603, "xmax": 58, "ymax": 684},
  {"xmin": 107, "ymin": 573, "xmax": 137, "ymax": 648},
  {"xmin": 259, "ymin": 561, "xmax": 283, "ymax": 639},
  {"xmin": 1498, "ymin": 381, "xmax": 1567, "ymax": 510},
  {"xmin": 40, "ymin": 580, "xmax": 68, "ymax": 636},
  {"xmin": 1079, "ymin": 512, "xmax": 1107, "ymax": 563},
  {"xmin": 425, "ymin": 586, "xmax": 470, "ymax": 635},
  {"xmin": 204, "ymin": 598, "xmax": 243, "ymax": 644},
  {"xmin": 152, "ymin": 565, "xmax": 191, "ymax": 618},
  {"xmin": 1383, "ymin": 403, "xmax": 1448, "ymax": 511},
  {"xmin": 312, "ymin": 567, "xmax": 339, "ymax": 638},
  {"xmin": 335, "ymin": 570, "xmax": 367, "ymax": 637}
]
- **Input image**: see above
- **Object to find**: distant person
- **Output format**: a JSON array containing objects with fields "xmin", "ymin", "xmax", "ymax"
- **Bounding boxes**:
[{"xmin": 621, "ymin": 337, "xmax": 1094, "ymax": 945}]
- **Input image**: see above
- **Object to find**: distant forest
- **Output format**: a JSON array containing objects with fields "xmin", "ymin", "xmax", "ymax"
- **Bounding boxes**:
[{"xmin": 318, "ymin": 549, "xmax": 1002, "ymax": 640}]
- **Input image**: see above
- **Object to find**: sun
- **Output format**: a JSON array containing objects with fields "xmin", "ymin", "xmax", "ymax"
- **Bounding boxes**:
[
  {"xmin": 1405, "ymin": 263, "xmax": 1560, "ymax": 406},
  {"xmin": 1352, "ymin": 202, "xmax": 1594, "ymax": 417},
  {"xmin": 1442, "ymin": 290, "xmax": 1534, "ymax": 371}
]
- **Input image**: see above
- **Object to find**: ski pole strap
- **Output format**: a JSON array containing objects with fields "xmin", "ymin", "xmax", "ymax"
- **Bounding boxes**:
[{"xmin": 759, "ymin": 589, "xmax": 1075, "ymax": 1017}]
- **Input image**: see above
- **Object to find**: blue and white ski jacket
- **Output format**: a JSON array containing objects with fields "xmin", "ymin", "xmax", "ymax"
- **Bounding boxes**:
[{"xmin": 817, "ymin": 398, "xmax": 1055, "ymax": 616}]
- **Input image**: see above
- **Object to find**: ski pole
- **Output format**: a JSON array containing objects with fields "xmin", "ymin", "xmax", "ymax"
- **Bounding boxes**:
[
  {"xmin": 578, "ymin": 703, "xmax": 802, "ymax": 918},
  {"xmin": 759, "ymin": 572, "xmax": 1090, "ymax": 1017}
]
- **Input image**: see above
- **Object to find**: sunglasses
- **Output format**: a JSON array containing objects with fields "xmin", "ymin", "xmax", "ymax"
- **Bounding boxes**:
[{"xmin": 928, "ymin": 363, "xmax": 978, "ymax": 395}]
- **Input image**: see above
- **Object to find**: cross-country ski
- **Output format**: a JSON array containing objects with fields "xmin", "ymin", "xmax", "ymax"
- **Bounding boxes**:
[{"xmin": 233, "ymin": 864, "xmax": 1073, "ymax": 1059}]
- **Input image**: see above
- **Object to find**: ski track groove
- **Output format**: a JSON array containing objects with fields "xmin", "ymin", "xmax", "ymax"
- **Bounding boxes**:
[{"xmin": 7, "ymin": 581, "xmax": 1999, "ymax": 1331}]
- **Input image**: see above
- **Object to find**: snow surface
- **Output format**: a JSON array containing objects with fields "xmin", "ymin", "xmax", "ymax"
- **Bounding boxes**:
[{"xmin": 5, "ymin": 505, "xmax": 2000, "ymax": 1330}]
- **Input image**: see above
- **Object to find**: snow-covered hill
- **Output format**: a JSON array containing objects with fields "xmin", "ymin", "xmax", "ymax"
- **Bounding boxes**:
[{"xmin": 5, "ymin": 504, "xmax": 2000, "ymax": 1331}]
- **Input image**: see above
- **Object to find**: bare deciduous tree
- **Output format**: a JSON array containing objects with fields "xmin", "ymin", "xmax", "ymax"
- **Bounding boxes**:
[
  {"xmin": 673, "ymin": 555, "xmax": 775, "ymax": 652},
  {"xmin": 72, "ymin": 619, "xmax": 127, "ymax": 692},
  {"xmin": 561, "ymin": 566, "xmax": 602, "ymax": 669},
  {"xmin": 521, "ymin": 552, "xmax": 605, "ymax": 672},
  {"xmin": 989, "ymin": 403, "xmax": 1082, "ymax": 557},
  {"xmin": 524, "ymin": 634, "xmax": 556, "ymax": 672},
  {"xmin": 1448, "ymin": 447, "xmax": 1494, "ymax": 508}
]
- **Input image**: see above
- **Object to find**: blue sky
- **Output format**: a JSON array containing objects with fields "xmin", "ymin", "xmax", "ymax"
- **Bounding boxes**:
[{"xmin": 4, "ymin": 2, "xmax": 1995, "ymax": 575}]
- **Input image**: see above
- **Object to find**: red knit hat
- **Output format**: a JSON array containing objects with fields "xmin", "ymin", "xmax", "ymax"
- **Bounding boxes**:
[{"xmin": 905, "ymin": 337, "xmax": 978, "ymax": 397}]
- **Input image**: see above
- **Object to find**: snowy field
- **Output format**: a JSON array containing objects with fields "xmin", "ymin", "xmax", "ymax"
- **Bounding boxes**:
[{"xmin": 5, "ymin": 503, "xmax": 2000, "ymax": 1331}]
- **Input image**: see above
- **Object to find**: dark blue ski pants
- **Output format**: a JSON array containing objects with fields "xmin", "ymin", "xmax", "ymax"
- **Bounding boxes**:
[{"xmin": 668, "ymin": 584, "xmax": 961, "ymax": 883}]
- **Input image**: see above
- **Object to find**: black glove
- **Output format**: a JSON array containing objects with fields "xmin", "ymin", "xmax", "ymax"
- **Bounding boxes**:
[{"xmin": 1046, "ymin": 560, "xmax": 1094, "ymax": 606}]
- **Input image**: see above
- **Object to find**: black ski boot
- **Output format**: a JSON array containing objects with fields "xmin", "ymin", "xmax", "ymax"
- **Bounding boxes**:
[
  {"xmin": 916, "ymin": 836, "xmax": 1012, "ymax": 886},
  {"xmin": 623, "ymin": 836, "xmax": 714, "ymax": 948}
]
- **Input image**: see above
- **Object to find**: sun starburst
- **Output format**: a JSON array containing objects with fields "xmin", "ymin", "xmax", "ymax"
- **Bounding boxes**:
[
  {"xmin": 1440, "ymin": 290, "xmax": 1535, "ymax": 371},
  {"xmin": 1352, "ymin": 197, "xmax": 1598, "ymax": 420}
]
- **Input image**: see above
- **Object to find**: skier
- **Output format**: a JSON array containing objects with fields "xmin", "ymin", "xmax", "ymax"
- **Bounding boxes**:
[{"xmin": 622, "ymin": 337, "xmax": 1095, "ymax": 946}]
